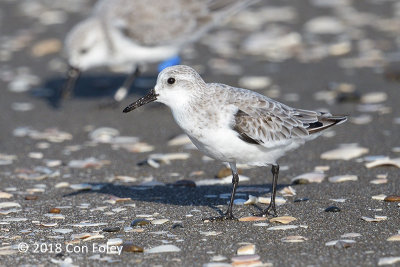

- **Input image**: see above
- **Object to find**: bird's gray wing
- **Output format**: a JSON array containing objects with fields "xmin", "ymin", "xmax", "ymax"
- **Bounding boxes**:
[
  {"xmin": 232, "ymin": 104, "xmax": 311, "ymax": 146},
  {"xmin": 230, "ymin": 93, "xmax": 345, "ymax": 146},
  {"xmin": 97, "ymin": 0, "xmax": 257, "ymax": 46}
]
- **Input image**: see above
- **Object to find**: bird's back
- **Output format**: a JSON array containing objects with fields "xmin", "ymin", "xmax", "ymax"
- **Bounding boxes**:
[{"xmin": 93, "ymin": 0, "xmax": 258, "ymax": 47}]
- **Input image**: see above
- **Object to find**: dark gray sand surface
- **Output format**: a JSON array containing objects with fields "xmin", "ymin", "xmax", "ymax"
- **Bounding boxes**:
[{"xmin": 0, "ymin": 0, "xmax": 399, "ymax": 266}]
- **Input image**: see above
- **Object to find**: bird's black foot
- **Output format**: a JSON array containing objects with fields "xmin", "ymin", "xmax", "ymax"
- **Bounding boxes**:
[
  {"xmin": 252, "ymin": 204, "xmax": 278, "ymax": 217},
  {"xmin": 202, "ymin": 212, "xmax": 237, "ymax": 222}
]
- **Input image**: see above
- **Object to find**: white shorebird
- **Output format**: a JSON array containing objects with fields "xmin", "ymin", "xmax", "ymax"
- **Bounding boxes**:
[
  {"xmin": 123, "ymin": 65, "xmax": 347, "ymax": 221},
  {"xmin": 63, "ymin": 0, "xmax": 258, "ymax": 101}
]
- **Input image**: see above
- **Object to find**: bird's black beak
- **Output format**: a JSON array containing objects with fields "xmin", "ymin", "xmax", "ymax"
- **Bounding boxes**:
[
  {"xmin": 61, "ymin": 66, "xmax": 81, "ymax": 99},
  {"xmin": 123, "ymin": 88, "xmax": 158, "ymax": 113}
]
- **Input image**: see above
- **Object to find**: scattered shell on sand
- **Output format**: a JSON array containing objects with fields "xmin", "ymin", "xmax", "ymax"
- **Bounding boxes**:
[
  {"xmin": 31, "ymin": 39, "xmax": 61, "ymax": 57},
  {"xmin": 325, "ymin": 239, "xmax": 356, "ymax": 248},
  {"xmin": 370, "ymin": 178, "xmax": 388, "ymax": 184},
  {"xmin": 384, "ymin": 196, "xmax": 400, "ymax": 202},
  {"xmin": 304, "ymin": 16, "xmax": 345, "ymax": 34},
  {"xmin": 196, "ymin": 175, "xmax": 250, "ymax": 186},
  {"xmin": 200, "ymin": 231, "xmax": 222, "ymax": 236},
  {"xmin": 0, "ymin": 202, "xmax": 21, "ymax": 209},
  {"xmin": 151, "ymin": 219, "xmax": 169, "ymax": 225},
  {"xmin": 378, "ymin": 257, "xmax": 400, "ymax": 266},
  {"xmin": 238, "ymin": 76, "xmax": 272, "ymax": 90},
  {"xmin": 341, "ymin": 233, "xmax": 362, "ymax": 238},
  {"xmin": 107, "ymin": 238, "xmax": 123, "ymax": 246},
  {"xmin": 361, "ymin": 215, "xmax": 387, "ymax": 222},
  {"xmin": 361, "ymin": 92, "xmax": 387, "ymax": 104},
  {"xmin": 0, "ymin": 192, "xmax": 13, "ymax": 199},
  {"xmin": 281, "ymin": 235, "xmax": 308, "ymax": 243},
  {"xmin": 258, "ymin": 196, "xmax": 286, "ymax": 205},
  {"xmin": 321, "ymin": 144, "xmax": 369, "ymax": 160},
  {"xmin": 267, "ymin": 225, "xmax": 298, "ymax": 231},
  {"xmin": 145, "ymin": 245, "xmax": 181, "ymax": 254},
  {"xmin": 68, "ymin": 158, "xmax": 111, "ymax": 169},
  {"xmin": 328, "ymin": 175, "xmax": 358, "ymax": 183},
  {"xmin": 237, "ymin": 244, "xmax": 255, "ymax": 255},
  {"xmin": 279, "ymin": 186, "xmax": 296, "ymax": 196},
  {"xmin": 167, "ymin": 134, "xmax": 191, "ymax": 146},
  {"xmin": 372, "ymin": 194, "xmax": 387, "ymax": 201},
  {"xmin": 291, "ymin": 172, "xmax": 325, "ymax": 184},
  {"xmin": 387, "ymin": 235, "xmax": 400, "ymax": 242},
  {"xmin": 270, "ymin": 216, "xmax": 297, "ymax": 224},
  {"xmin": 239, "ymin": 216, "xmax": 268, "ymax": 222},
  {"xmin": 365, "ymin": 157, "xmax": 400, "ymax": 168}
]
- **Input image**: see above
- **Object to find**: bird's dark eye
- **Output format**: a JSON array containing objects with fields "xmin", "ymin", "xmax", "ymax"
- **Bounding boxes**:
[
  {"xmin": 79, "ymin": 48, "xmax": 88, "ymax": 54},
  {"xmin": 167, "ymin": 77, "xmax": 175, "ymax": 85}
]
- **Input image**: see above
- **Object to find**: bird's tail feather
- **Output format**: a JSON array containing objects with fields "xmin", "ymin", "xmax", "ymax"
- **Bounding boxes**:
[{"xmin": 307, "ymin": 114, "xmax": 347, "ymax": 134}]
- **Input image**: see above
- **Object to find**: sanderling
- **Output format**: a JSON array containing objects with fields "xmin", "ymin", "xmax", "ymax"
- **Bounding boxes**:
[
  {"xmin": 123, "ymin": 65, "xmax": 347, "ymax": 221},
  {"xmin": 63, "ymin": 0, "xmax": 258, "ymax": 101}
]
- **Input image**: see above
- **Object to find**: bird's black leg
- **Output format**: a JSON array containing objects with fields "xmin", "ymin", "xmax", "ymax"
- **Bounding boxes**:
[
  {"xmin": 61, "ymin": 66, "xmax": 81, "ymax": 100},
  {"xmin": 114, "ymin": 67, "xmax": 140, "ymax": 102},
  {"xmin": 99, "ymin": 67, "xmax": 140, "ymax": 109},
  {"xmin": 203, "ymin": 163, "xmax": 239, "ymax": 222},
  {"xmin": 254, "ymin": 164, "xmax": 279, "ymax": 217}
]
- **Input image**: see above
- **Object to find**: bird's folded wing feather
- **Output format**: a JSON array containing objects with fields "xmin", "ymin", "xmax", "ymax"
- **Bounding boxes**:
[{"xmin": 232, "ymin": 99, "xmax": 324, "ymax": 147}]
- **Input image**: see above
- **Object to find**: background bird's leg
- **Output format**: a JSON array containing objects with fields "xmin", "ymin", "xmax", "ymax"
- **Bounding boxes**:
[
  {"xmin": 254, "ymin": 164, "xmax": 279, "ymax": 217},
  {"xmin": 61, "ymin": 66, "xmax": 81, "ymax": 100},
  {"xmin": 113, "ymin": 67, "xmax": 140, "ymax": 102},
  {"xmin": 203, "ymin": 162, "xmax": 239, "ymax": 222}
]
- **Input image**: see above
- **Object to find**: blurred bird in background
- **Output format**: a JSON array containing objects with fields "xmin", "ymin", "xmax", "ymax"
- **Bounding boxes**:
[{"xmin": 63, "ymin": 0, "xmax": 258, "ymax": 103}]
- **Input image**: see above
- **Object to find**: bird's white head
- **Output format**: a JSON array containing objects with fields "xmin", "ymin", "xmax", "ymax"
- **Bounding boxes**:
[
  {"xmin": 123, "ymin": 65, "xmax": 205, "ymax": 113},
  {"xmin": 65, "ymin": 17, "xmax": 109, "ymax": 71}
]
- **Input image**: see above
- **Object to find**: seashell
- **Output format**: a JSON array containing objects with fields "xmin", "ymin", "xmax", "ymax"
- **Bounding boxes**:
[
  {"xmin": 328, "ymin": 175, "xmax": 358, "ymax": 183},
  {"xmin": 267, "ymin": 225, "xmax": 298, "ymax": 231},
  {"xmin": 151, "ymin": 219, "xmax": 169, "ymax": 225},
  {"xmin": 257, "ymin": 196, "xmax": 286, "ymax": 205},
  {"xmin": 145, "ymin": 245, "xmax": 181, "ymax": 253},
  {"xmin": 281, "ymin": 235, "xmax": 307, "ymax": 243},
  {"xmin": 0, "ymin": 202, "xmax": 20, "ymax": 209},
  {"xmin": 167, "ymin": 134, "xmax": 191, "ymax": 146},
  {"xmin": 321, "ymin": 144, "xmax": 369, "ymax": 160},
  {"xmin": 361, "ymin": 215, "xmax": 387, "ymax": 222},
  {"xmin": 304, "ymin": 16, "xmax": 345, "ymax": 34},
  {"xmin": 270, "ymin": 216, "xmax": 297, "ymax": 224},
  {"xmin": 387, "ymin": 235, "xmax": 400, "ymax": 241},
  {"xmin": 361, "ymin": 92, "xmax": 387, "ymax": 104},
  {"xmin": 200, "ymin": 231, "xmax": 222, "ymax": 236},
  {"xmin": 372, "ymin": 194, "xmax": 387, "ymax": 201},
  {"xmin": 325, "ymin": 239, "xmax": 356, "ymax": 247},
  {"xmin": 370, "ymin": 179, "xmax": 388, "ymax": 184},
  {"xmin": 89, "ymin": 127, "xmax": 120, "ymax": 143},
  {"xmin": 107, "ymin": 238, "xmax": 123, "ymax": 246},
  {"xmin": 237, "ymin": 244, "xmax": 255, "ymax": 255},
  {"xmin": 238, "ymin": 76, "xmax": 272, "ymax": 90},
  {"xmin": 365, "ymin": 157, "xmax": 400, "ymax": 168},
  {"xmin": 384, "ymin": 196, "xmax": 400, "ymax": 202},
  {"xmin": 341, "ymin": 233, "xmax": 362, "ymax": 238},
  {"xmin": 291, "ymin": 172, "xmax": 325, "ymax": 184},
  {"xmin": 378, "ymin": 257, "xmax": 400, "ymax": 266},
  {"xmin": 239, "ymin": 216, "xmax": 268, "ymax": 222},
  {"xmin": 279, "ymin": 186, "xmax": 296, "ymax": 196},
  {"xmin": 0, "ymin": 192, "xmax": 13, "ymax": 199},
  {"xmin": 244, "ymin": 195, "xmax": 257, "ymax": 205}
]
